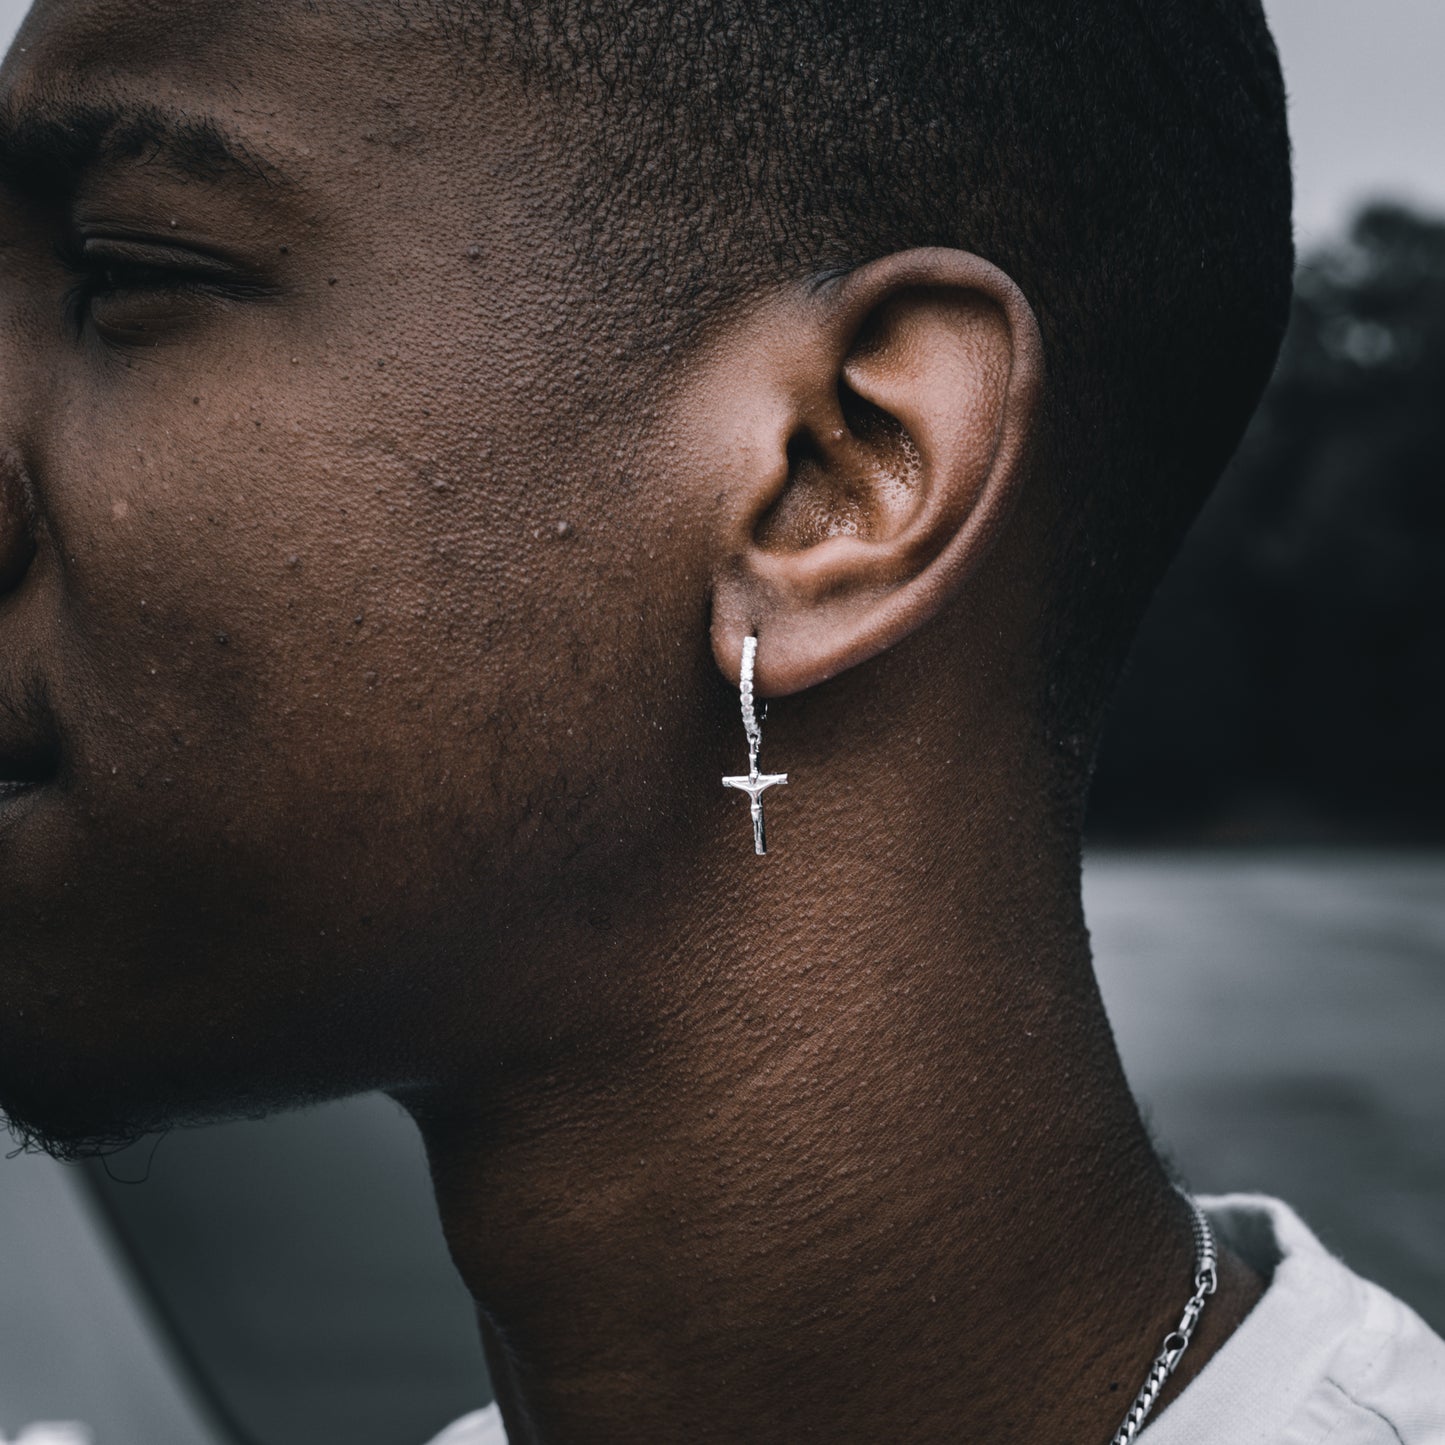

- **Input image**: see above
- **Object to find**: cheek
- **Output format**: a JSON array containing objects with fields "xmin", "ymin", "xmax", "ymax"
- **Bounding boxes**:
[
  {"xmin": 0, "ymin": 341, "xmax": 537, "ymax": 1109},
  {"xmin": 39, "ymin": 326, "xmax": 637, "ymax": 903},
  {"xmin": 53, "ymin": 365, "xmax": 395, "ymax": 781}
]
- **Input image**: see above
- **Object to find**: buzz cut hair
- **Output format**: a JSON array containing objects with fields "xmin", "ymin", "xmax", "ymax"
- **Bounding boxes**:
[{"xmin": 417, "ymin": 0, "xmax": 1294, "ymax": 779}]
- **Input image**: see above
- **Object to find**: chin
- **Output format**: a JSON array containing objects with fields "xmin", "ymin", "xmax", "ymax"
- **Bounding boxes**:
[
  {"xmin": 0, "ymin": 1077, "xmax": 158, "ymax": 1162},
  {"xmin": 0, "ymin": 1005, "xmax": 236, "ymax": 1165}
]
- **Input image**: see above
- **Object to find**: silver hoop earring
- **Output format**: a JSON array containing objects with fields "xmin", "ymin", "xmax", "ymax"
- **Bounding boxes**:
[{"xmin": 722, "ymin": 635, "xmax": 788, "ymax": 856}]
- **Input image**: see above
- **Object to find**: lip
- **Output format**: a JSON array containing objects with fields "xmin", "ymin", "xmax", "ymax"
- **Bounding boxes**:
[
  {"xmin": 0, "ymin": 679, "xmax": 61, "ymax": 821},
  {"xmin": 0, "ymin": 748, "xmax": 57, "ymax": 791},
  {"xmin": 0, "ymin": 737, "xmax": 58, "ymax": 825},
  {"xmin": 0, "ymin": 775, "xmax": 48, "ymax": 834}
]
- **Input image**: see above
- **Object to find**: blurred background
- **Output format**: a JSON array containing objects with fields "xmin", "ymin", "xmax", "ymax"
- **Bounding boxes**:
[{"xmin": 0, "ymin": 1, "xmax": 1442, "ymax": 1443}]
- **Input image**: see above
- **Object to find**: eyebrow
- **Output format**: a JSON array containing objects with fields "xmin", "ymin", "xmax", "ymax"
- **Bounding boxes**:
[{"xmin": 0, "ymin": 97, "xmax": 289, "ymax": 201}]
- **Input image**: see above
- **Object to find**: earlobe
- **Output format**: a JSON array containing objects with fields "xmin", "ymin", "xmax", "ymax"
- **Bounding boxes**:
[{"xmin": 710, "ymin": 248, "xmax": 1043, "ymax": 696}]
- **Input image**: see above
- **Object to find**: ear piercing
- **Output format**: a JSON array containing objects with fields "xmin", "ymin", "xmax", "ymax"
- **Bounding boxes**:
[{"xmin": 722, "ymin": 635, "xmax": 788, "ymax": 855}]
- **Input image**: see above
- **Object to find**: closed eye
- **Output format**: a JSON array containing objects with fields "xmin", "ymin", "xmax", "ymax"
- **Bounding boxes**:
[{"xmin": 55, "ymin": 234, "xmax": 274, "ymax": 340}]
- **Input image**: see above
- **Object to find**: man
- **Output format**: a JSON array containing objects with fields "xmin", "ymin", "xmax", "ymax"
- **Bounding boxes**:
[{"xmin": 0, "ymin": 1, "xmax": 1439, "ymax": 1442}]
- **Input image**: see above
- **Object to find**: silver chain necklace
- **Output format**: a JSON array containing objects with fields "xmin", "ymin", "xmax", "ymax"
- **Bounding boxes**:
[{"xmin": 1109, "ymin": 1195, "xmax": 1219, "ymax": 1444}]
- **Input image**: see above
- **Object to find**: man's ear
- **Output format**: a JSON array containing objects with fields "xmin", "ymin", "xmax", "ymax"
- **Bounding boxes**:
[{"xmin": 710, "ymin": 248, "xmax": 1042, "ymax": 694}]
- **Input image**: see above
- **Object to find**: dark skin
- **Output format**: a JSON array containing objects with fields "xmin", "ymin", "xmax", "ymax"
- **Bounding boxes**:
[{"xmin": 0, "ymin": 2, "xmax": 1262, "ymax": 1441}]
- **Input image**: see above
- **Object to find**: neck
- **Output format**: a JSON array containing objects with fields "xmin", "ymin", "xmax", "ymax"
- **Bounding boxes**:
[{"xmin": 406, "ymin": 690, "xmax": 1257, "ymax": 1443}]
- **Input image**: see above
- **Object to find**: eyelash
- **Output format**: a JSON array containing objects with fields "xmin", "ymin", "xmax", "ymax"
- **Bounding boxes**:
[{"xmin": 55, "ymin": 238, "xmax": 266, "ymax": 338}]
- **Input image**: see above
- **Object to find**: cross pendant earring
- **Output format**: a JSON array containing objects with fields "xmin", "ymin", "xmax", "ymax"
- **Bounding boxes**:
[{"xmin": 722, "ymin": 635, "xmax": 788, "ymax": 855}]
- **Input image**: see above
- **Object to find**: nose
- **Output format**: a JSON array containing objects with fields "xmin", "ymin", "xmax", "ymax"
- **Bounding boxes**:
[{"xmin": 0, "ymin": 452, "xmax": 38, "ymax": 596}]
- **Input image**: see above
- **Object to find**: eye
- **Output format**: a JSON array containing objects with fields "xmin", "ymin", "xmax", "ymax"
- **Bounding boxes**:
[
  {"xmin": 57, "ymin": 235, "xmax": 268, "ymax": 344},
  {"xmin": 84, "ymin": 258, "xmax": 182, "ymax": 296}
]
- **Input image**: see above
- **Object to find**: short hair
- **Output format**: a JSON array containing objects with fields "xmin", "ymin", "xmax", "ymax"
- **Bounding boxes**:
[{"xmin": 421, "ymin": 0, "xmax": 1294, "ymax": 778}]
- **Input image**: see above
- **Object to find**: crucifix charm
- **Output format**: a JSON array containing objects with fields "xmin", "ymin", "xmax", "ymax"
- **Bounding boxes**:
[{"xmin": 722, "ymin": 635, "xmax": 788, "ymax": 855}]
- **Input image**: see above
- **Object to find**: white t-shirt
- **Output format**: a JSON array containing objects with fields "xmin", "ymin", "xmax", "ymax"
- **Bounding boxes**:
[
  {"xmin": 424, "ymin": 1410, "xmax": 507, "ymax": 1445},
  {"xmin": 427, "ymin": 1194, "xmax": 1445, "ymax": 1445},
  {"xmin": 1143, "ymin": 1194, "xmax": 1444, "ymax": 1443}
]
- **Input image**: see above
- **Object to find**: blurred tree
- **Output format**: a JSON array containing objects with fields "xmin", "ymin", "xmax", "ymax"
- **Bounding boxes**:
[{"xmin": 1088, "ymin": 203, "xmax": 1445, "ymax": 841}]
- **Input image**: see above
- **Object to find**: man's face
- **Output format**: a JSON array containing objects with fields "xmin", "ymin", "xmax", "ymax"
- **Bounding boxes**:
[{"xmin": 0, "ymin": 0, "xmax": 707, "ymax": 1150}]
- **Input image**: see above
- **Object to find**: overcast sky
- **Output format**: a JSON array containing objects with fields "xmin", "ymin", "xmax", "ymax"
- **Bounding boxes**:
[{"xmin": 1, "ymin": 0, "xmax": 1442, "ymax": 247}]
